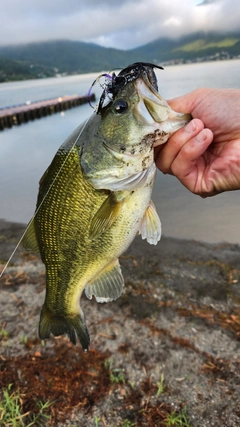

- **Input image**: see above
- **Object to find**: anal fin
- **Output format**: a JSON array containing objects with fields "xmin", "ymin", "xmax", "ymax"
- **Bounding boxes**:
[
  {"xmin": 139, "ymin": 200, "xmax": 161, "ymax": 245},
  {"xmin": 85, "ymin": 259, "xmax": 124, "ymax": 303}
]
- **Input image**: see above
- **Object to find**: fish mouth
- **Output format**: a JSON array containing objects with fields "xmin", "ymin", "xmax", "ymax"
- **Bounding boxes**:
[{"xmin": 135, "ymin": 76, "xmax": 191, "ymax": 144}]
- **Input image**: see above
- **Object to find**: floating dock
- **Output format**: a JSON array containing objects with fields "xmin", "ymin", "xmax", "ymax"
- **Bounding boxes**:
[{"xmin": 0, "ymin": 93, "xmax": 96, "ymax": 131}]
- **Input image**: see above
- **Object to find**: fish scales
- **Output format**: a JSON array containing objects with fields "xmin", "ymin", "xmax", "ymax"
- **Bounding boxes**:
[
  {"xmin": 22, "ymin": 62, "xmax": 191, "ymax": 350},
  {"xmin": 34, "ymin": 134, "xmax": 156, "ymax": 347},
  {"xmin": 36, "ymin": 144, "xmax": 111, "ymax": 301}
]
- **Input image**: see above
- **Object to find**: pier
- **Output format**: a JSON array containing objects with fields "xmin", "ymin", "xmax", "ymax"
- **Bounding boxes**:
[{"xmin": 0, "ymin": 93, "xmax": 96, "ymax": 131}]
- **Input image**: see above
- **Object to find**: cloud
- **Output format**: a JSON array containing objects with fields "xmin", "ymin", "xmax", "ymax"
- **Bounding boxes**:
[
  {"xmin": 0, "ymin": 0, "xmax": 240, "ymax": 49},
  {"xmin": 197, "ymin": 0, "xmax": 217, "ymax": 5}
]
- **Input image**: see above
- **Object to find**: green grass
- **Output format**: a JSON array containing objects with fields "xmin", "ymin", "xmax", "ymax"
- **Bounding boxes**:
[
  {"xmin": 174, "ymin": 37, "xmax": 239, "ymax": 52},
  {"xmin": 156, "ymin": 373, "xmax": 165, "ymax": 396},
  {"xmin": 20, "ymin": 335, "xmax": 28, "ymax": 345},
  {"xmin": 94, "ymin": 416, "xmax": 101, "ymax": 427},
  {"xmin": 121, "ymin": 420, "xmax": 135, "ymax": 427},
  {"xmin": 165, "ymin": 406, "xmax": 192, "ymax": 427},
  {"xmin": 0, "ymin": 384, "xmax": 53, "ymax": 426},
  {"xmin": 0, "ymin": 328, "xmax": 9, "ymax": 340},
  {"xmin": 110, "ymin": 368, "xmax": 125, "ymax": 384},
  {"xmin": 104, "ymin": 359, "xmax": 125, "ymax": 384}
]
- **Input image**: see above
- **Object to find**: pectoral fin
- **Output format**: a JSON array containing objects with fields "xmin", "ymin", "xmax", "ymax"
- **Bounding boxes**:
[
  {"xmin": 139, "ymin": 200, "xmax": 161, "ymax": 245},
  {"xmin": 89, "ymin": 192, "xmax": 124, "ymax": 239},
  {"xmin": 21, "ymin": 219, "xmax": 40, "ymax": 254},
  {"xmin": 85, "ymin": 259, "xmax": 124, "ymax": 303}
]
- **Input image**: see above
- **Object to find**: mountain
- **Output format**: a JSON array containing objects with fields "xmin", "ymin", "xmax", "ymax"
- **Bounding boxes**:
[
  {"xmin": 0, "ymin": 40, "xmax": 140, "ymax": 81},
  {"xmin": 132, "ymin": 31, "xmax": 240, "ymax": 63},
  {"xmin": 0, "ymin": 32, "xmax": 240, "ymax": 82},
  {"xmin": 0, "ymin": 40, "xmax": 136, "ymax": 74},
  {"xmin": 0, "ymin": 58, "xmax": 55, "ymax": 82}
]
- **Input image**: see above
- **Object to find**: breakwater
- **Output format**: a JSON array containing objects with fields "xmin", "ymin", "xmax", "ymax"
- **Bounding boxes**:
[{"xmin": 0, "ymin": 93, "xmax": 95, "ymax": 131}]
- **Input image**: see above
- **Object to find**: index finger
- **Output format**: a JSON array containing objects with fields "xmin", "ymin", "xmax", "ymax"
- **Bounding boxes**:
[{"xmin": 155, "ymin": 119, "xmax": 204, "ymax": 174}]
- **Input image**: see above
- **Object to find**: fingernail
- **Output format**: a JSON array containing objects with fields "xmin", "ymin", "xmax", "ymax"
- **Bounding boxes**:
[
  {"xmin": 185, "ymin": 120, "xmax": 197, "ymax": 133},
  {"xmin": 195, "ymin": 129, "xmax": 207, "ymax": 142}
]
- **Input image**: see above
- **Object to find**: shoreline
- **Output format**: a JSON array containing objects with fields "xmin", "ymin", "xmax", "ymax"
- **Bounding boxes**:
[
  {"xmin": 2, "ymin": 57, "xmax": 240, "ymax": 85},
  {"xmin": 0, "ymin": 219, "xmax": 240, "ymax": 426}
]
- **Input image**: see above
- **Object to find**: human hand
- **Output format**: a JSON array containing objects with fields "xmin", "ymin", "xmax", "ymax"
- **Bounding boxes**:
[{"xmin": 155, "ymin": 88, "xmax": 240, "ymax": 197}]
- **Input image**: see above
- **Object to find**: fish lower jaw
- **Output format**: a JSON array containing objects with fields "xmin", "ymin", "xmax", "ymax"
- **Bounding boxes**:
[
  {"xmin": 153, "ymin": 115, "xmax": 191, "ymax": 146},
  {"xmin": 152, "ymin": 128, "xmax": 170, "ymax": 145}
]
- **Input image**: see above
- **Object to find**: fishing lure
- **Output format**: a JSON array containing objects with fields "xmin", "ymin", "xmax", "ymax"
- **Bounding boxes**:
[{"xmin": 88, "ymin": 62, "xmax": 164, "ymax": 113}]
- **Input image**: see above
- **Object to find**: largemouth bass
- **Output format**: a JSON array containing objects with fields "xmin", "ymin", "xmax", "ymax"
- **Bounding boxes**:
[{"xmin": 23, "ymin": 63, "xmax": 190, "ymax": 351}]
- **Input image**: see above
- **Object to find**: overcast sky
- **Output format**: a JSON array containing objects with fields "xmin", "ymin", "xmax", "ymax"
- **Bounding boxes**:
[{"xmin": 1, "ymin": 0, "xmax": 239, "ymax": 50}]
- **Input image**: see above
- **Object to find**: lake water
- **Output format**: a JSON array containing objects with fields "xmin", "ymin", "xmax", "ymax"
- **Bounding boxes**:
[{"xmin": 1, "ymin": 60, "xmax": 240, "ymax": 243}]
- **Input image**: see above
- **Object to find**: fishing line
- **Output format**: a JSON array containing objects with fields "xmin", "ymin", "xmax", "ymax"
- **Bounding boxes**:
[{"xmin": 0, "ymin": 114, "xmax": 93, "ymax": 279}]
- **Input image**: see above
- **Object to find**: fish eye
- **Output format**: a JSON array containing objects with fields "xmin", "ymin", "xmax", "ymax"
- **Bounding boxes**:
[{"xmin": 113, "ymin": 99, "xmax": 128, "ymax": 114}]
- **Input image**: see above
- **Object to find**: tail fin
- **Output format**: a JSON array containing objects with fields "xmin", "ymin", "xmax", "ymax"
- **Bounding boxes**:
[{"xmin": 39, "ymin": 305, "xmax": 90, "ymax": 352}]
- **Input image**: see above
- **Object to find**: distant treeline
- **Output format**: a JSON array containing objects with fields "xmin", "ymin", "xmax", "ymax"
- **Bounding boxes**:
[
  {"xmin": 1, "ymin": 31, "xmax": 240, "ymax": 82},
  {"xmin": 0, "ymin": 58, "xmax": 55, "ymax": 82}
]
